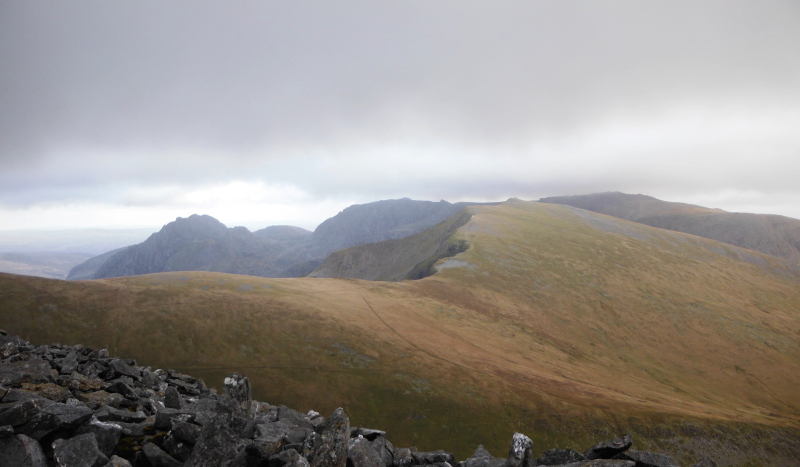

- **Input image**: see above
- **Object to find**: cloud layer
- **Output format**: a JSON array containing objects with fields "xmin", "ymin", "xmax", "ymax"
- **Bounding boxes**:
[{"xmin": 2, "ymin": 1, "xmax": 799, "ymax": 229}]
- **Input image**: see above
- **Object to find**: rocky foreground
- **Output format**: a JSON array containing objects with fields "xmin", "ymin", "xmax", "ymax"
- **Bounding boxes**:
[{"xmin": 0, "ymin": 331, "xmax": 716, "ymax": 467}]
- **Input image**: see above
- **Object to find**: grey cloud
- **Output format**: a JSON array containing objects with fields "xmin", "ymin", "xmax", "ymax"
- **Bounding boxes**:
[{"xmin": 1, "ymin": 1, "xmax": 799, "ymax": 215}]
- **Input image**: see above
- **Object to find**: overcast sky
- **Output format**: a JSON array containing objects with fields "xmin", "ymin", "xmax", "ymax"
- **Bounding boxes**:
[{"xmin": 1, "ymin": 1, "xmax": 799, "ymax": 232}]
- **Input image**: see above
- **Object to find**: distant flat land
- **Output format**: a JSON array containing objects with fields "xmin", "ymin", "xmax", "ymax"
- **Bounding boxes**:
[{"xmin": 2, "ymin": 201, "xmax": 799, "ymax": 466}]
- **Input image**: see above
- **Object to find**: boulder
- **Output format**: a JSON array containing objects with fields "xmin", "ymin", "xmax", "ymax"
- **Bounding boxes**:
[
  {"xmin": 613, "ymin": 450, "xmax": 678, "ymax": 467},
  {"xmin": 143, "ymin": 442, "xmax": 183, "ymax": 467},
  {"xmin": 184, "ymin": 413, "xmax": 241, "ymax": 467},
  {"xmin": 0, "ymin": 433, "xmax": 48, "ymax": 467},
  {"xmin": 310, "ymin": 407, "xmax": 350, "ymax": 467},
  {"xmin": 59, "ymin": 351, "xmax": 79, "ymax": 375},
  {"xmin": 107, "ymin": 360, "xmax": 141, "ymax": 381},
  {"xmin": 534, "ymin": 449, "xmax": 586, "ymax": 465},
  {"xmin": 348, "ymin": 435, "xmax": 384, "ymax": 467},
  {"xmin": 584, "ymin": 435, "xmax": 633, "ymax": 460},
  {"xmin": 0, "ymin": 357, "xmax": 53, "ymax": 387},
  {"xmin": 506, "ymin": 433, "xmax": 533, "ymax": 467},
  {"xmin": 52, "ymin": 433, "xmax": 109, "ymax": 467},
  {"xmin": 691, "ymin": 456, "xmax": 717, "ymax": 467},
  {"xmin": 17, "ymin": 401, "xmax": 93, "ymax": 440},
  {"xmin": 74, "ymin": 418, "xmax": 123, "ymax": 457},
  {"xmin": 0, "ymin": 398, "xmax": 51, "ymax": 428},
  {"xmin": 164, "ymin": 386, "xmax": 182, "ymax": 409},
  {"xmin": 392, "ymin": 448, "xmax": 415, "ymax": 467},
  {"xmin": 171, "ymin": 418, "xmax": 202, "ymax": 444}
]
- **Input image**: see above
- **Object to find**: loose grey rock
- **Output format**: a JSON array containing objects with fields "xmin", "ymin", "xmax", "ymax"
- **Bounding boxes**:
[
  {"xmin": 348, "ymin": 435, "xmax": 384, "ymax": 467},
  {"xmin": 0, "ymin": 434, "xmax": 48, "ymax": 467},
  {"xmin": 184, "ymin": 413, "xmax": 241, "ymax": 467},
  {"xmin": 412, "ymin": 450, "xmax": 456, "ymax": 465},
  {"xmin": 171, "ymin": 418, "xmax": 202, "ymax": 444},
  {"xmin": 18, "ymin": 401, "xmax": 93, "ymax": 440},
  {"xmin": 96, "ymin": 406, "xmax": 147, "ymax": 424},
  {"xmin": 310, "ymin": 407, "xmax": 350, "ymax": 467},
  {"xmin": 462, "ymin": 445, "xmax": 504, "ymax": 467},
  {"xmin": 52, "ymin": 433, "xmax": 109, "ymax": 467},
  {"xmin": 164, "ymin": 386, "xmax": 182, "ymax": 409},
  {"xmin": 74, "ymin": 418, "xmax": 123, "ymax": 457},
  {"xmin": 0, "ymin": 357, "xmax": 53, "ymax": 387},
  {"xmin": 584, "ymin": 435, "xmax": 633, "ymax": 460},
  {"xmin": 143, "ymin": 442, "xmax": 183, "ymax": 467},
  {"xmin": 534, "ymin": 448, "xmax": 586, "ymax": 465},
  {"xmin": 613, "ymin": 450, "xmax": 678, "ymax": 467},
  {"xmin": 60, "ymin": 351, "xmax": 79, "ymax": 375},
  {"xmin": 506, "ymin": 433, "xmax": 533, "ymax": 467},
  {"xmin": 163, "ymin": 433, "xmax": 194, "ymax": 462},
  {"xmin": 0, "ymin": 425, "xmax": 13, "ymax": 437},
  {"xmin": 108, "ymin": 359, "xmax": 141, "ymax": 381}
]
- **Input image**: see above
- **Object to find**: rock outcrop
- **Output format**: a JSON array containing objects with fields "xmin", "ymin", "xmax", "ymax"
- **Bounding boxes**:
[{"xmin": 0, "ymin": 330, "xmax": 716, "ymax": 467}]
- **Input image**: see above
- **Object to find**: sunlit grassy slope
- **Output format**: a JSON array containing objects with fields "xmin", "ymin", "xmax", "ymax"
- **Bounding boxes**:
[{"xmin": 2, "ymin": 200, "xmax": 800, "ymax": 466}]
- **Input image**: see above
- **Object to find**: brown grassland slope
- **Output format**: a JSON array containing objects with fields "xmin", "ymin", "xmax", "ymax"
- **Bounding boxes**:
[
  {"xmin": 2, "ymin": 201, "xmax": 800, "ymax": 466},
  {"xmin": 540, "ymin": 192, "xmax": 800, "ymax": 263}
]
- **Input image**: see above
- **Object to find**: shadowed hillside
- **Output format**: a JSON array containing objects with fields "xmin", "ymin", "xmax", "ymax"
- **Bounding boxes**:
[
  {"xmin": 540, "ymin": 192, "xmax": 800, "ymax": 263},
  {"xmin": 4, "ymin": 200, "xmax": 800, "ymax": 465}
]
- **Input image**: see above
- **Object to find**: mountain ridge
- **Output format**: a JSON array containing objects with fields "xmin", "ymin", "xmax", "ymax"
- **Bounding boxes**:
[{"xmin": 540, "ymin": 192, "xmax": 800, "ymax": 263}]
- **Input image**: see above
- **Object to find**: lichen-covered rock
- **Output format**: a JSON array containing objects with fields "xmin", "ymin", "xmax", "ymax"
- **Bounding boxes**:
[
  {"xmin": 583, "ymin": 435, "xmax": 633, "ymax": 460},
  {"xmin": 613, "ymin": 450, "xmax": 678, "ymax": 467},
  {"xmin": 534, "ymin": 448, "xmax": 586, "ymax": 466},
  {"xmin": 506, "ymin": 433, "xmax": 533, "ymax": 467},
  {"xmin": 52, "ymin": 433, "xmax": 109, "ymax": 467},
  {"xmin": 0, "ymin": 434, "xmax": 47, "ymax": 467},
  {"xmin": 310, "ymin": 407, "xmax": 350, "ymax": 467}
]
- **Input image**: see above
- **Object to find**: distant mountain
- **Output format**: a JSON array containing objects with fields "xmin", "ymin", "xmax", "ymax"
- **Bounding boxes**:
[
  {"xmin": 540, "ymin": 192, "xmax": 800, "ymax": 263},
  {"xmin": 68, "ymin": 198, "xmax": 478, "ymax": 280}
]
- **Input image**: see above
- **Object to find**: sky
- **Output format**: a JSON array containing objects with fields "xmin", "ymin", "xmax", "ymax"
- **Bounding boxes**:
[{"xmin": 1, "ymin": 1, "xmax": 799, "ymax": 233}]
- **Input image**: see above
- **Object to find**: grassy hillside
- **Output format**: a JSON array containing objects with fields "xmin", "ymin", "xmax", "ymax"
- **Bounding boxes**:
[
  {"xmin": 540, "ymin": 192, "xmax": 800, "ymax": 263},
  {"xmin": 2, "ymin": 201, "xmax": 800, "ymax": 466}
]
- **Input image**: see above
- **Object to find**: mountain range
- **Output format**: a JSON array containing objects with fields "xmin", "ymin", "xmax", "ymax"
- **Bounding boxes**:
[
  {"xmin": 67, "ymin": 198, "xmax": 476, "ymax": 280},
  {"xmin": 3, "ymin": 198, "xmax": 800, "ymax": 466}
]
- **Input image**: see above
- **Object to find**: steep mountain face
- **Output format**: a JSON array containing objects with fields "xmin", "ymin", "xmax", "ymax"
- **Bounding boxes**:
[
  {"xmin": 69, "ymin": 199, "xmax": 475, "ymax": 280},
  {"xmin": 540, "ymin": 192, "xmax": 800, "ymax": 263},
  {"xmin": 4, "ymin": 200, "xmax": 800, "ymax": 465}
]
